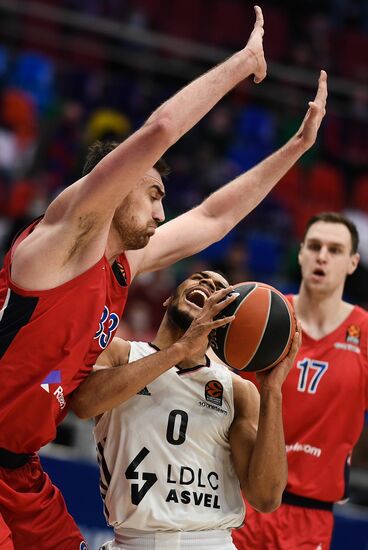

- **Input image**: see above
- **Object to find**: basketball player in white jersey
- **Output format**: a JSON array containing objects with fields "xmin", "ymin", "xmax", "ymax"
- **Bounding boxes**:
[{"xmin": 71, "ymin": 271, "xmax": 301, "ymax": 550}]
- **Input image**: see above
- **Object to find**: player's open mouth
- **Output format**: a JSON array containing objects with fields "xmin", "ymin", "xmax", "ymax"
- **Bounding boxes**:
[
  {"xmin": 312, "ymin": 268, "xmax": 325, "ymax": 278},
  {"xmin": 186, "ymin": 289, "xmax": 209, "ymax": 308}
]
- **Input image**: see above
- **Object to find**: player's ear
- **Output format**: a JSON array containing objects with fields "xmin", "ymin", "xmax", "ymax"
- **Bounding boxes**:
[
  {"xmin": 298, "ymin": 242, "xmax": 304, "ymax": 265},
  {"xmin": 163, "ymin": 297, "xmax": 171, "ymax": 307},
  {"xmin": 348, "ymin": 252, "xmax": 360, "ymax": 275}
]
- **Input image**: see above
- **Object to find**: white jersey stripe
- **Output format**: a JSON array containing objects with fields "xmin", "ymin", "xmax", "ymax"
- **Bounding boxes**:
[{"xmin": 0, "ymin": 288, "xmax": 10, "ymax": 323}]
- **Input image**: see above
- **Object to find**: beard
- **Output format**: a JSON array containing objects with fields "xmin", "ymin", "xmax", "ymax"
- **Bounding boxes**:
[
  {"xmin": 167, "ymin": 300, "xmax": 194, "ymax": 331},
  {"xmin": 112, "ymin": 207, "xmax": 151, "ymax": 250},
  {"xmin": 167, "ymin": 299, "xmax": 214, "ymax": 348}
]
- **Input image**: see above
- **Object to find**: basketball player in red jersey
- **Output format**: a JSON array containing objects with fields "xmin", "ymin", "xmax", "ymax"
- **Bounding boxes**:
[
  {"xmin": 232, "ymin": 212, "xmax": 367, "ymax": 550},
  {"xmin": 0, "ymin": 5, "xmax": 328, "ymax": 547}
]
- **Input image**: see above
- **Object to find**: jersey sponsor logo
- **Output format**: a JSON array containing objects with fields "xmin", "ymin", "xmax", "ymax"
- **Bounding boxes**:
[
  {"xmin": 286, "ymin": 441, "xmax": 321, "ymax": 458},
  {"xmin": 334, "ymin": 342, "xmax": 360, "ymax": 354},
  {"xmin": 94, "ymin": 305, "xmax": 120, "ymax": 349},
  {"xmin": 40, "ymin": 370, "xmax": 61, "ymax": 393},
  {"xmin": 166, "ymin": 464, "xmax": 221, "ymax": 509},
  {"xmin": 124, "ymin": 414, "xmax": 223, "ymax": 511},
  {"xmin": 53, "ymin": 385, "xmax": 66, "ymax": 409},
  {"xmin": 125, "ymin": 447, "xmax": 158, "ymax": 504},
  {"xmin": 40, "ymin": 371, "xmax": 66, "ymax": 409},
  {"xmin": 205, "ymin": 380, "xmax": 223, "ymax": 406},
  {"xmin": 346, "ymin": 324, "xmax": 360, "ymax": 345},
  {"xmin": 198, "ymin": 400, "xmax": 228, "ymax": 415},
  {"xmin": 166, "ymin": 488, "xmax": 221, "ymax": 508}
]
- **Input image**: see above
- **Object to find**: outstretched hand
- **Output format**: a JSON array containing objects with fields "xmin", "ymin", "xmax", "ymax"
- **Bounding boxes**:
[
  {"xmin": 178, "ymin": 287, "xmax": 237, "ymax": 359},
  {"xmin": 244, "ymin": 5, "xmax": 267, "ymax": 84},
  {"xmin": 296, "ymin": 70, "xmax": 328, "ymax": 151},
  {"xmin": 256, "ymin": 321, "xmax": 302, "ymax": 389}
]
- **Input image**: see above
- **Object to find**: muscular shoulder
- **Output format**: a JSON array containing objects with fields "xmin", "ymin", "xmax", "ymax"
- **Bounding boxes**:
[
  {"xmin": 95, "ymin": 337, "xmax": 131, "ymax": 369},
  {"xmin": 231, "ymin": 372, "xmax": 260, "ymax": 418}
]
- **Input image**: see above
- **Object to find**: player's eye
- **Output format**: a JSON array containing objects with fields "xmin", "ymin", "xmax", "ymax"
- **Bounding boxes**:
[{"xmin": 329, "ymin": 247, "xmax": 341, "ymax": 254}]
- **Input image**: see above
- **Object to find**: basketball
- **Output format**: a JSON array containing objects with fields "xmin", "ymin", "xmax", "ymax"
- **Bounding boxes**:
[{"xmin": 211, "ymin": 282, "xmax": 296, "ymax": 372}]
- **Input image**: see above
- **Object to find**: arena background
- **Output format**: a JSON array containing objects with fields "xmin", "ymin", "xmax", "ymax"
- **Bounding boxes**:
[{"xmin": 0, "ymin": 0, "xmax": 367, "ymax": 547}]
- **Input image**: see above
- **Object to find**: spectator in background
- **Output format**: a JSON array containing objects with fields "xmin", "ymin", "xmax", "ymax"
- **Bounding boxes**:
[{"xmin": 232, "ymin": 211, "xmax": 368, "ymax": 550}]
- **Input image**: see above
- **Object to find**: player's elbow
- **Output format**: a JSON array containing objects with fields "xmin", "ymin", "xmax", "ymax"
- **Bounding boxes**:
[
  {"xmin": 143, "ymin": 114, "xmax": 174, "ymax": 148},
  {"xmin": 247, "ymin": 492, "xmax": 282, "ymax": 514},
  {"xmin": 69, "ymin": 396, "xmax": 93, "ymax": 420},
  {"xmin": 244, "ymin": 478, "xmax": 285, "ymax": 513},
  {"xmin": 256, "ymin": 496, "xmax": 282, "ymax": 514}
]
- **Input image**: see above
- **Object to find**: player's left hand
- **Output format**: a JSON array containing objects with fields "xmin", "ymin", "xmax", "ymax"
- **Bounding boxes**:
[{"xmin": 295, "ymin": 70, "xmax": 328, "ymax": 151}]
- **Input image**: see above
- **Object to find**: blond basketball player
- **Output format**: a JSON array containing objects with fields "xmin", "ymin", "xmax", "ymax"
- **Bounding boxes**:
[{"xmin": 71, "ymin": 270, "xmax": 301, "ymax": 550}]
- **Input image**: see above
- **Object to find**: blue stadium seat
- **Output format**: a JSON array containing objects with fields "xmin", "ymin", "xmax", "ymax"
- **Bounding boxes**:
[
  {"xmin": 246, "ymin": 232, "xmax": 283, "ymax": 279},
  {"xmin": 9, "ymin": 52, "xmax": 55, "ymax": 112},
  {"xmin": 0, "ymin": 45, "xmax": 9, "ymax": 79}
]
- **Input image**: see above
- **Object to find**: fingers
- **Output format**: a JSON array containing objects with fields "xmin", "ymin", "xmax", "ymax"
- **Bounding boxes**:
[
  {"xmin": 205, "ymin": 286, "xmax": 234, "ymax": 306},
  {"xmin": 309, "ymin": 70, "xmax": 327, "ymax": 116},
  {"xmin": 254, "ymin": 72, "xmax": 266, "ymax": 84},
  {"xmin": 307, "ymin": 71, "xmax": 327, "ymax": 109},
  {"xmin": 297, "ymin": 70, "xmax": 327, "ymax": 143},
  {"xmin": 203, "ymin": 287, "xmax": 239, "ymax": 317},
  {"xmin": 209, "ymin": 314, "xmax": 235, "ymax": 330},
  {"xmin": 288, "ymin": 322, "xmax": 302, "ymax": 359},
  {"xmin": 254, "ymin": 5, "xmax": 264, "ymax": 28},
  {"xmin": 315, "ymin": 70, "xmax": 328, "ymax": 103}
]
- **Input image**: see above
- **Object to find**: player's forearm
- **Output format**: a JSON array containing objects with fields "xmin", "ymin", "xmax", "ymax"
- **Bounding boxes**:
[
  {"xmin": 137, "ymin": 138, "xmax": 305, "ymax": 273},
  {"xmin": 70, "ymin": 342, "xmax": 186, "ymax": 418},
  {"xmin": 145, "ymin": 48, "xmax": 259, "ymax": 145},
  {"xmin": 246, "ymin": 387, "xmax": 287, "ymax": 512},
  {"xmin": 200, "ymin": 137, "xmax": 308, "ymax": 235}
]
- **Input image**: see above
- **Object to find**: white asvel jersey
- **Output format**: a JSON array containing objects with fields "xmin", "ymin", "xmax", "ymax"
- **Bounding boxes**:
[{"xmin": 94, "ymin": 341, "xmax": 245, "ymax": 532}]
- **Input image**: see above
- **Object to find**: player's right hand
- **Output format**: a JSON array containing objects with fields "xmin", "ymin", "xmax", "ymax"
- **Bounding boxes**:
[
  {"xmin": 256, "ymin": 321, "xmax": 302, "ymax": 390},
  {"xmin": 244, "ymin": 5, "xmax": 267, "ymax": 84},
  {"xmin": 179, "ymin": 287, "xmax": 237, "ymax": 359}
]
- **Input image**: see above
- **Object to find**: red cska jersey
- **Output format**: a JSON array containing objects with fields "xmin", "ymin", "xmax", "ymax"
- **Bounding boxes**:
[
  {"xmin": 0, "ymin": 219, "xmax": 131, "ymax": 453},
  {"xmin": 240, "ymin": 298, "xmax": 368, "ymax": 503}
]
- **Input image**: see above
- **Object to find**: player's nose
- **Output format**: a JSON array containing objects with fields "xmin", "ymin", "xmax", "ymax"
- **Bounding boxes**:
[
  {"xmin": 317, "ymin": 246, "xmax": 328, "ymax": 262},
  {"xmin": 200, "ymin": 278, "xmax": 216, "ymax": 293},
  {"xmin": 153, "ymin": 203, "xmax": 165, "ymax": 224}
]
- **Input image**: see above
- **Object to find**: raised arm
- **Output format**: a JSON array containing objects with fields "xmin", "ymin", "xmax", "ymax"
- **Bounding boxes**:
[
  {"xmin": 229, "ymin": 328, "xmax": 301, "ymax": 512},
  {"xmin": 12, "ymin": 7, "xmax": 266, "ymax": 289},
  {"xmin": 70, "ymin": 286, "xmax": 237, "ymax": 418},
  {"xmin": 131, "ymin": 71, "xmax": 328, "ymax": 276}
]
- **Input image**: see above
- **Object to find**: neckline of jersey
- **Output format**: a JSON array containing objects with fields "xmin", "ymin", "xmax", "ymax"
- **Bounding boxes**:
[{"xmin": 147, "ymin": 342, "xmax": 211, "ymax": 372}]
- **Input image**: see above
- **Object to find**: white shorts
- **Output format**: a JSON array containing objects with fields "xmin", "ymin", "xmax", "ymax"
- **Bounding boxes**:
[{"xmin": 99, "ymin": 528, "xmax": 236, "ymax": 550}]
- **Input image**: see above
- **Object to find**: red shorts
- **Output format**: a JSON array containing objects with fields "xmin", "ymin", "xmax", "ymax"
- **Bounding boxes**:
[
  {"xmin": 232, "ymin": 500, "xmax": 334, "ymax": 550},
  {"xmin": 0, "ymin": 453, "xmax": 88, "ymax": 550}
]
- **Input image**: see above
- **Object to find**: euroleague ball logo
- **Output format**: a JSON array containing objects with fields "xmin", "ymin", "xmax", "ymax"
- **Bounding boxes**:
[
  {"xmin": 205, "ymin": 380, "xmax": 223, "ymax": 406},
  {"xmin": 346, "ymin": 324, "xmax": 361, "ymax": 345}
]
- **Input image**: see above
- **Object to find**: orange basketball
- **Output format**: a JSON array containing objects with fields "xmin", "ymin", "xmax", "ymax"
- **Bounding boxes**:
[{"xmin": 211, "ymin": 282, "xmax": 296, "ymax": 372}]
